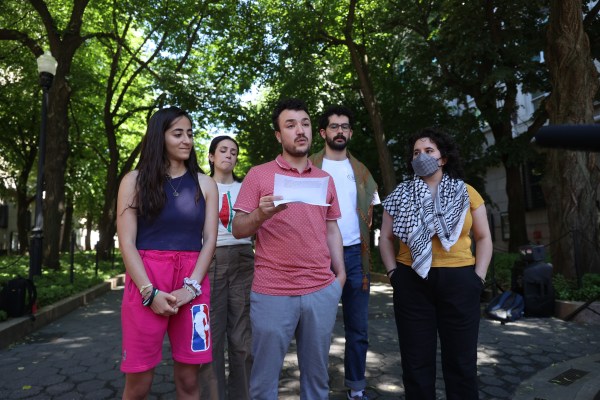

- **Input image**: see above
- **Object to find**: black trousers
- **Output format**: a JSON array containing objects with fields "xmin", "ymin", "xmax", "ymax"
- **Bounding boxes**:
[{"xmin": 391, "ymin": 264, "xmax": 483, "ymax": 400}]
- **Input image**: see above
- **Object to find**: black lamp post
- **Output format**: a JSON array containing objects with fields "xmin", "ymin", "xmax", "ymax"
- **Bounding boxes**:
[{"xmin": 29, "ymin": 51, "xmax": 57, "ymax": 279}]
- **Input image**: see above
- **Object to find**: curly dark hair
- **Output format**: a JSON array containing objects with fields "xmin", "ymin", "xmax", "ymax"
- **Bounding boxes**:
[
  {"xmin": 135, "ymin": 107, "xmax": 203, "ymax": 219},
  {"xmin": 208, "ymin": 135, "xmax": 241, "ymax": 182},
  {"xmin": 271, "ymin": 98, "xmax": 309, "ymax": 131},
  {"xmin": 317, "ymin": 105, "xmax": 355, "ymax": 131},
  {"xmin": 407, "ymin": 127, "xmax": 465, "ymax": 180}
]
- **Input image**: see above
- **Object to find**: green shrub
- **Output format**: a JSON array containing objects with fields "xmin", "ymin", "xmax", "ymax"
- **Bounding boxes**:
[
  {"xmin": 488, "ymin": 252, "xmax": 520, "ymax": 289},
  {"xmin": 369, "ymin": 247, "xmax": 600, "ymax": 303},
  {"xmin": 488, "ymin": 252, "xmax": 600, "ymax": 301},
  {"xmin": 553, "ymin": 273, "xmax": 600, "ymax": 301},
  {"xmin": 0, "ymin": 251, "xmax": 125, "ymax": 312},
  {"xmin": 553, "ymin": 274, "xmax": 571, "ymax": 300},
  {"xmin": 371, "ymin": 248, "xmax": 521, "ymax": 285}
]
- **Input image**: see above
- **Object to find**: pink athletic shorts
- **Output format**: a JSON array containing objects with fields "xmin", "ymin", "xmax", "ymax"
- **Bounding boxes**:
[{"xmin": 120, "ymin": 250, "xmax": 212, "ymax": 373}]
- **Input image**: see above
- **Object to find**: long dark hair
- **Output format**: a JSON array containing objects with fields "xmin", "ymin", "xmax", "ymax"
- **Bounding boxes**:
[
  {"xmin": 208, "ymin": 135, "xmax": 241, "ymax": 182},
  {"xmin": 135, "ymin": 107, "xmax": 204, "ymax": 218},
  {"xmin": 407, "ymin": 127, "xmax": 465, "ymax": 180}
]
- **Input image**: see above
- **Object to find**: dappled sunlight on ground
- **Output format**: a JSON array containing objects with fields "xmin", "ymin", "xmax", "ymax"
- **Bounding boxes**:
[
  {"xmin": 95, "ymin": 310, "xmax": 117, "ymax": 315},
  {"xmin": 2, "ymin": 281, "xmax": 598, "ymax": 399}
]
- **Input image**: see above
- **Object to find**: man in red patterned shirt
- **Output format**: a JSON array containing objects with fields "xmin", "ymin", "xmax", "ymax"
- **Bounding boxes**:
[{"xmin": 233, "ymin": 98, "xmax": 346, "ymax": 400}]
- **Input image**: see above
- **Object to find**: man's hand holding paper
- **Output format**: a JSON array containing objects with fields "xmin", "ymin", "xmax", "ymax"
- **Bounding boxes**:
[{"xmin": 258, "ymin": 195, "xmax": 288, "ymax": 220}]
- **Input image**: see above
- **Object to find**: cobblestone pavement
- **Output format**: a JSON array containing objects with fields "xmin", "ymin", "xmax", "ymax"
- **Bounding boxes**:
[{"xmin": 0, "ymin": 282, "xmax": 598, "ymax": 399}]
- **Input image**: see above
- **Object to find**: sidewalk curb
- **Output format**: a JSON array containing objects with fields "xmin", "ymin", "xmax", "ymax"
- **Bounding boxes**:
[
  {"xmin": 511, "ymin": 353, "xmax": 600, "ymax": 399},
  {"xmin": 0, "ymin": 274, "xmax": 125, "ymax": 349}
]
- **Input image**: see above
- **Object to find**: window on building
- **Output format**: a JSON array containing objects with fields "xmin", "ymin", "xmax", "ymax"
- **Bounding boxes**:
[
  {"xmin": 530, "ymin": 90, "xmax": 546, "ymax": 113},
  {"xmin": 522, "ymin": 161, "xmax": 546, "ymax": 210}
]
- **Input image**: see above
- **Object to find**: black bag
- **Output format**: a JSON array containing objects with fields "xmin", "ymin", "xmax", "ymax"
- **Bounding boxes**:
[
  {"xmin": 522, "ymin": 262, "xmax": 555, "ymax": 317},
  {"xmin": 511, "ymin": 259, "xmax": 555, "ymax": 317},
  {"xmin": 0, "ymin": 276, "xmax": 37, "ymax": 318},
  {"xmin": 485, "ymin": 290, "xmax": 524, "ymax": 323}
]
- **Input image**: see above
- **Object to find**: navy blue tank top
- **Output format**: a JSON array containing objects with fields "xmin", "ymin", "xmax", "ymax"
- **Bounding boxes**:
[{"xmin": 136, "ymin": 171, "xmax": 205, "ymax": 251}]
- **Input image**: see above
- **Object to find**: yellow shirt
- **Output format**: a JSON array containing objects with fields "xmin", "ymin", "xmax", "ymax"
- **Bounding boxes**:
[{"xmin": 396, "ymin": 184, "xmax": 484, "ymax": 267}]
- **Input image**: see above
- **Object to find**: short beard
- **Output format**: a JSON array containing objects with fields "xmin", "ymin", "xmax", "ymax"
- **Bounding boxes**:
[
  {"xmin": 283, "ymin": 138, "xmax": 310, "ymax": 157},
  {"xmin": 326, "ymin": 135, "xmax": 347, "ymax": 151},
  {"xmin": 285, "ymin": 147, "xmax": 309, "ymax": 157}
]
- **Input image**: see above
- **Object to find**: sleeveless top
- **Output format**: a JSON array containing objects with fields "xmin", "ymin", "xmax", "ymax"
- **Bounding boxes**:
[{"xmin": 136, "ymin": 171, "xmax": 205, "ymax": 251}]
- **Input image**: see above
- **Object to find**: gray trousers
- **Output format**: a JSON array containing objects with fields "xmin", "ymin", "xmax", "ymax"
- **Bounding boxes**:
[
  {"xmin": 249, "ymin": 280, "xmax": 342, "ymax": 400},
  {"xmin": 199, "ymin": 244, "xmax": 254, "ymax": 400}
]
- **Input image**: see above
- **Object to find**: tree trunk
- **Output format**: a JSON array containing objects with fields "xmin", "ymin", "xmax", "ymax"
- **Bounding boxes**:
[
  {"xmin": 97, "ymin": 146, "xmax": 140, "ymax": 259},
  {"xmin": 85, "ymin": 211, "xmax": 92, "ymax": 251},
  {"xmin": 475, "ymin": 89, "xmax": 530, "ymax": 252},
  {"xmin": 96, "ymin": 178, "xmax": 118, "ymax": 260},
  {"xmin": 346, "ymin": 40, "xmax": 397, "ymax": 196},
  {"xmin": 61, "ymin": 194, "xmax": 73, "ymax": 252},
  {"xmin": 543, "ymin": 0, "xmax": 600, "ymax": 279},
  {"xmin": 16, "ymin": 190, "xmax": 30, "ymax": 255},
  {"xmin": 16, "ymin": 144, "xmax": 36, "ymax": 255},
  {"xmin": 43, "ymin": 76, "xmax": 70, "ymax": 269},
  {"xmin": 27, "ymin": 0, "xmax": 89, "ymax": 270},
  {"xmin": 330, "ymin": 0, "xmax": 397, "ymax": 196},
  {"xmin": 504, "ymin": 161, "xmax": 530, "ymax": 251}
]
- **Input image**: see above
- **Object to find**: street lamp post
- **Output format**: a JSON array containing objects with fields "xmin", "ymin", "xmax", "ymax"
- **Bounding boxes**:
[{"xmin": 29, "ymin": 51, "xmax": 57, "ymax": 279}]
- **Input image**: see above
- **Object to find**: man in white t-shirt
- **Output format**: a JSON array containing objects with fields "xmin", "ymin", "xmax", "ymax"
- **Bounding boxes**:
[{"xmin": 309, "ymin": 105, "xmax": 380, "ymax": 400}]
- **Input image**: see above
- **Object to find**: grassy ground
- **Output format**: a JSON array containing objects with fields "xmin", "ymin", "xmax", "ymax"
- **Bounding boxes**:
[{"xmin": 0, "ymin": 251, "xmax": 125, "ymax": 321}]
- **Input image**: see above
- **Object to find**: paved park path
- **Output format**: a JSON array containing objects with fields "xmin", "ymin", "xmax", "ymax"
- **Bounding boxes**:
[{"xmin": 1, "ymin": 282, "xmax": 599, "ymax": 399}]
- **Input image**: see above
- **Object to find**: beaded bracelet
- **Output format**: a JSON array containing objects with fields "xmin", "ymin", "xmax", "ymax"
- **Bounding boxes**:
[
  {"xmin": 183, "ymin": 284, "xmax": 197, "ymax": 299},
  {"xmin": 183, "ymin": 277, "xmax": 202, "ymax": 296},
  {"xmin": 139, "ymin": 283, "xmax": 153, "ymax": 295},
  {"xmin": 142, "ymin": 288, "xmax": 159, "ymax": 307},
  {"xmin": 386, "ymin": 268, "xmax": 397, "ymax": 278}
]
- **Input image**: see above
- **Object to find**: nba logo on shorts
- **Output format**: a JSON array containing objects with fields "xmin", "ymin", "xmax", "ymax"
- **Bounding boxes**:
[{"xmin": 191, "ymin": 304, "xmax": 210, "ymax": 352}]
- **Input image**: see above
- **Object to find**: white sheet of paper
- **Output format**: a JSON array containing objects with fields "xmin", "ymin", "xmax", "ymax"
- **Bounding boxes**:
[{"xmin": 273, "ymin": 174, "xmax": 330, "ymax": 206}]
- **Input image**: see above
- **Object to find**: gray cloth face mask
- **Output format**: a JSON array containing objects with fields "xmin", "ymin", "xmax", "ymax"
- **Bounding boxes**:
[{"xmin": 411, "ymin": 153, "xmax": 441, "ymax": 177}]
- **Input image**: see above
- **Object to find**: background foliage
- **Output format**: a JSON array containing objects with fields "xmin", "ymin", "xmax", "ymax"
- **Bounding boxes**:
[
  {"xmin": 0, "ymin": 253, "xmax": 124, "ymax": 322},
  {"xmin": 0, "ymin": 0, "xmax": 599, "ymax": 303}
]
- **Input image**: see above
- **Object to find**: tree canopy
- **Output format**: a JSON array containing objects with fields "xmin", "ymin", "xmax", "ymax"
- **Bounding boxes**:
[{"xmin": 1, "ymin": 0, "xmax": 598, "ymax": 277}]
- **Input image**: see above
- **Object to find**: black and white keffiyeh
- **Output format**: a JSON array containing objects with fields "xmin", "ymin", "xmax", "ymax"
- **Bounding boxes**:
[{"xmin": 382, "ymin": 174, "xmax": 470, "ymax": 278}]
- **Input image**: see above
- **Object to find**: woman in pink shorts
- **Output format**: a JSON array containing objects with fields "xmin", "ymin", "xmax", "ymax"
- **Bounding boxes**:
[{"xmin": 117, "ymin": 107, "xmax": 218, "ymax": 399}]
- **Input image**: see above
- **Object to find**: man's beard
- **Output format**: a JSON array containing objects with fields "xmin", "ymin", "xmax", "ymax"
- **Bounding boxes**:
[
  {"xmin": 283, "ymin": 136, "xmax": 310, "ymax": 157},
  {"xmin": 326, "ymin": 134, "xmax": 348, "ymax": 151}
]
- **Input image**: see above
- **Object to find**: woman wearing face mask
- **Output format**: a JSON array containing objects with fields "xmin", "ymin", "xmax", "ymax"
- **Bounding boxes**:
[
  {"xmin": 198, "ymin": 135, "xmax": 254, "ymax": 400},
  {"xmin": 379, "ymin": 127, "xmax": 492, "ymax": 400}
]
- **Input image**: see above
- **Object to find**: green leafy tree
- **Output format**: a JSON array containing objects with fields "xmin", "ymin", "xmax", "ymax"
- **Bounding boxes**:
[
  {"xmin": 385, "ymin": 0, "xmax": 550, "ymax": 251},
  {"xmin": 0, "ymin": 0, "xmax": 114, "ymax": 268},
  {"xmin": 0, "ymin": 0, "xmax": 266, "ymax": 264},
  {"xmin": 0, "ymin": 43, "xmax": 40, "ymax": 254},
  {"xmin": 240, "ymin": 0, "xmax": 400, "ymax": 193},
  {"xmin": 88, "ymin": 0, "xmax": 269, "ymax": 258},
  {"xmin": 315, "ymin": 0, "xmax": 397, "ymax": 194},
  {"xmin": 234, "ymin": 0, "xmax": 489, "ymax": 197}
]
